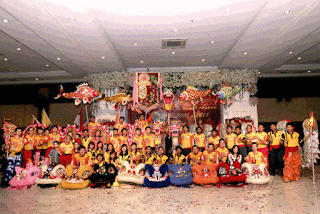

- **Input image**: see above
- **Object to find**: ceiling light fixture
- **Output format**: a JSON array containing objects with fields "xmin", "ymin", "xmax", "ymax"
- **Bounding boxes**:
[
  {"xmin": 17, "ymin": 48, "xmax": 21, "ymax": 51},
  {"xmin": 35, "ymin": 78, "xmax": 39, "ymax": 80},
  {"xmin": 140, "ymin": 60, "xmax": 144, "ymax": 63},
  {"xmin": 308, "ymin": 70, "xmax": 311, "ymax": 73},
  {"xmin": 289, "ymin": 51, "xmax": 292, "ymax": 54},
  {"xmin": 211, "ymin": 40, "xmax": 214, "ymax": 44},
  {"xmin": 172, "ymin": 51, "xmax": 175, "ymax": 54},
  {"xmin": 102, "ymin": 56, "xmax": 105, "ymax": 59},
  {"xmin": 258, "ymin": 72, "xmax": 261, "ymax": 74},
  {"xmin": 46, "ymin": 64, "xmax": 49, "ymax": 67},
  {"xmin": 202, "ymin": 59, "xmax": 205, "ymax": 62},
  {"xmin": 298, "ymin": 57, "xmax": 301, "ymax": 60},
  {"xmin": 284, "ymin": 10, "xmax": 290, "ymax": 14},
  {"xmin": 225, "ymin": 8, "xmax": 231, "ymax": 13},
  {"xmin": 244, "ymin": 52, "xmax": 248, "ymax": 55},
  {"xmin": 4, "ymin": 58, "xmax": 8, "ymax": 61},
  {"xmin": 134, "ymin": 43, "xmax": 138, "ymax": 46},
  {"xmin": 2, "ymin": 19, "xmax": 8, "ymax": 23},
  {"xmin": 57, "ymin": 57, "xmax": 61, "ymax": 60},
  {"xmin": 69, "ymin": 18, "xmax": 75, "ymax": 21},
  {"xmin": 84, "ymin": 76, "xmax": 87, "ymax": 79},
  {"xmin": 174, "ymin": 29, "xmax": 178, "ymax": 32}
]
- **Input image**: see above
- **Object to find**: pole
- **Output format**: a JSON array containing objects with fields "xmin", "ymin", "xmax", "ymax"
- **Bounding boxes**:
[
  {"xmin": 85, "ymin": 104, "xmax": 89, "ymax": 122},
  {"xmin": 192, "ymin": 105, "xmax": 197, "ymax": 125}
]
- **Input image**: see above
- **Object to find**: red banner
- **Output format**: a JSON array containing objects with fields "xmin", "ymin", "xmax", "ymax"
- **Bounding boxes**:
[{"xmin": 136, "ymin": 73, "xmax": 160, "ymax": 107}]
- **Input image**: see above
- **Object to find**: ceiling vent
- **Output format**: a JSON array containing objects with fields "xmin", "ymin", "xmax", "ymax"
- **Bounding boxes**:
[{"xmin": 161, "ymin": 39, "xmax": 187, "ymax": 49}]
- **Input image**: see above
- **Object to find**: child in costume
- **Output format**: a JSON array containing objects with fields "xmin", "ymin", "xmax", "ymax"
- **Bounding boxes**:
[
  {"xmin": 208, "ymin": 129, "xmax": 221, "ymax": 150},
  {"xmin": 169, "ymin": 146, "xmax": 186, "ymax": 164},
  {"xmin": 186, "ymin": 145, "xmax": 203, "ymax": 166},
  {"xmin": 2, "ymin": 128, "xmax": 23, "ymax": 187},
  {"xmin": 179, "ymin": 125, "xmax": 194, "ymax": 156},
  {"xmin": 216, "ymin": 139, "xmax": 229, "ymax": 163},
  {"xmin": 155, "ymin": 146, "xmax": 168, "ymax": 166},
  {"xmin": 283, "ymin": 123, "xmax": 310, "ymax": 182},
  {"xmin": 48, "ymin": 141, "xmax": 60, "ymax": 165},
  {"xmin": 194, "ymin": 127, "xmax": 206, "ymax": 152},
  {"xmin": 45, "ymin": 125, "xmax": 61, "ymax": 159},
  {"xmin": 34, "ymin": 127, "xmax": 48, "ymax": 166},
  {"xmin": 22, "ymin": 126, "xmax": 36, "ymax": 167},
  {"xmin": 58, "ymin": 135, "xmax": 74, "ymax": 167}
]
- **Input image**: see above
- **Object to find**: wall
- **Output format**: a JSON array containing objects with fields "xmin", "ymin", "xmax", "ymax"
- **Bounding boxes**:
[
  {"xmin": 0, "ymin": 104, "xmax": 38, "ymax": 127},
  {"xmin": 258, "ymin": 97, "xmax": 320, "ymax": 122},
  {"xmin": 49, "ymin": 103, "xmax": 82, "ymax": 127}
]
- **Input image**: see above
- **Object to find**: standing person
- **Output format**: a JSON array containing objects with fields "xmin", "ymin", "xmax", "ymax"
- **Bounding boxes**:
[
  {"xmin": 144, "ymin": 127, "xmax": 156, "ymax": 151},
  {"xmin": 235, "ymin": 126, "xmax": 247, "ymax": 163},
  {"xmin": 194, "ymin": 127, "xmax": 207, "ymax": 152},
  {"xmin": 91, "ymin": 130, "xmax": 105, "ymax": 150},
  {"xmin": 108, "ymin": 128, "xmax": 121, "ymax": 154},
  {"xmin": 179, "ymin": 125, "xmax": 194, "ymax": 156},
  {"xmin": 283, "ymin": 123, "xmax": 310, "ymax": 182},
  {"xmin": 256, "ymin": 125, "xmax": 269, "ymax": 168},
  {"xmin": 48, "ymin": 141, "xmax": 60, "ymax": 166},
  {"xmin": 1, "ymin": 128, "xmax": 23, "ymax": 187},
  {"xmin": 132, "ymin": 128, "xmax": 145, "ymax": 153},
  {"xmin": 81, "ymin": 129, "xmax": 91, "ymax": 150},
  {"xmin": 58, "ymin": 135, "xmax": 74, "ymax": 167},
  {"xmin": 268, "ymin": 124, "xmax": 285, "ymax": 176},
  {"xmin": 46, "ymin": 125, "xmax": 61, "ymax": 158},
  {"xmin": 245, "ymin": 125, "xmax": 257, "ymax": 154},
  {"xmin": 208, "ymin": 129, "xmax": 221, "ymax": 150},
  {"xmin": 118, "ymin": 128, "xmax": 129, "ymax": 149},
  {"xmin": 34, "ymin": 127, "xmax": 47, "ymax": 166},
  {"xmin": 22, "ymin": 126, "xmax": 36, "ymax": 167},
  {"xmin": 115, "ymin": 116, "xmax": 127, "ymax": 133},
  {"xmin": 87, "ymin": 116, "xmax": 100, "ymax": 133},
  {"xmin": 225, "ymin": 126, "xmax": 237, "ymax": 152},
  {"xmin": 136, "ymin": 114, "xmax": 152, "ymax": 131}
]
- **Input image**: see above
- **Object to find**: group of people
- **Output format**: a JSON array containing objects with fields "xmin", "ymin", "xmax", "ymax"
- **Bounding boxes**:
[{"xmin": 1, "ymin": 115, "xmax": 311, "ymax": 187}]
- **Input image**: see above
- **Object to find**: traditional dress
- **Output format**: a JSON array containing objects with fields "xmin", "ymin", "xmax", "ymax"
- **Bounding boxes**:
[
  {"xmin": 283, "ymin": 131, "xmax": 302, "ymax": 182},
  {"xmin": 22, "ymin": 134, "xmax": 36, "ymax": 167},
  {"xmin": 2, "ymin": 136, "xmax": 23, "ymax": 185},
  {"xmin": 268, "ymin": 130, "xmax": 285, "ymax": 176},
  {"xmin": 179, "ymin": 132, "xmax": 194, "ymax": 155},
  {"xmin": 194, "ymin": 133, "xmax": 206, "ymax": 152}
]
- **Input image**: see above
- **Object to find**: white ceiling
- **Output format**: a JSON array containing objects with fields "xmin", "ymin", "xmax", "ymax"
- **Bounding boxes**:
[{"xmin": 0, "ymin": 0, "xmax": 319, "ymax": 85}]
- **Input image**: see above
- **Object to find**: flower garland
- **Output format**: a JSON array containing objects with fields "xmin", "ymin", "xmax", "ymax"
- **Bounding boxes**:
[{"xmin": 88, "ymin": 69, "xmax": 258, "ymax": 94}]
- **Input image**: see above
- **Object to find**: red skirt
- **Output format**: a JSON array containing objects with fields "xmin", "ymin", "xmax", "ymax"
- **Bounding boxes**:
[{"xmin": 59, "ymin": 154, "xmax": 72, "ymax": 167}]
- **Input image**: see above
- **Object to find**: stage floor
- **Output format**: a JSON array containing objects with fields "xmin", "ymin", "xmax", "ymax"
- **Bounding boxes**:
[{"xmin": 1, "ymin": 168, "xmax": 320, "ymax": 214}]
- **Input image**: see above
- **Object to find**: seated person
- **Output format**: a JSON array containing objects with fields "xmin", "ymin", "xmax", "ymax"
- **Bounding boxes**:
[
  {"xmin": 216, "ymin": 139, "xmax": 229, "ymax": 163},
  {"xmin": 186, "ymin": 145, "xmax": 203, "ymax": 166},
  {"xmin": 228, "ymin": 145, "xmax": 242, "ymax": 165},
  {"xmin": 118, "ymin": 144, "xmax": 130, "ymax": 163},
  {"xmin": 245, "ymin": 143, "xmax": 266, "ymax": 166},
  {"xmin": 130, "ymin": 143, "xmax": 142, "ymax": 164},
  {"xmin": 203, "ymin": 143, "xmax": 218, "ymax": 165},
  {"xmin": 155, "ymin": 147, "xmax": 168, "ymax": 166},
  {"xmin": 71, "ymin": 146, "xmax": 90, "ymax": 167},
  {"xmin": 169, "ymin": 146, "xmax": 186, "ymax": 165},
  {"xmin": 87, "ymin": 142, "xmax": 96, "ymax": 162},
  {"xmin": 143, "ymin": 146, "xmax": 156, "ymax": 165}
]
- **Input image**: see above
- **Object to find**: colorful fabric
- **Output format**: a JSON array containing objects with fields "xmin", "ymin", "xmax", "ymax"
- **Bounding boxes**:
[
  {"xmin": 3, "ymin": 154, "xmax": 22, "ymax": 183},
  {"xmin": 283, "ymin": 146, "xmax": 301, "ymax": 182}
]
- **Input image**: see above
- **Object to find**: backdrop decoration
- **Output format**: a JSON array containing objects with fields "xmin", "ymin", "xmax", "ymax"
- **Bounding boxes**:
[
  {"xmin": 152, "ymin": 121, "xmax": 166, "ymax": 149},
  {"xmin": 216, "ymin": 84, "xmax": 247, "ymax": 105},
  {"xmin": 62, "ymin": 124, "xmax": 80, "ymax": 139},
  {"xmin": 163, "ymin": 88, "xmax": 175, "ymax": 111},
  {"xmin": 2, "ymin": 118, "xmax": 17, "ymax": 158},
  {"xmin": 169, "ymin": 121, "xmax": 182, "ymax": 154},
  {"xmin": 95, "ymin": 91, "xmax": 133, "ymax": 110},
  {"xmin": 54, "ymin": 83, "xmax": 99, "ymax": 106},
  {"xmin": 8, "ymin": 163, "xmax": 41, "ymax": 190}
]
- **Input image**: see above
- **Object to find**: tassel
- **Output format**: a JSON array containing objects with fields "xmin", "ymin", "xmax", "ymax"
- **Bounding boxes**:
[{"xmin": 132, "ymin": 76, "xmax": 137, "ymax": 108}]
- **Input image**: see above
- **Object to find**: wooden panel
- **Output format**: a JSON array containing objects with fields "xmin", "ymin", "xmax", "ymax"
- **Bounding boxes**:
[{"xmin": 0, "ymin": 104, "xmax": 38, "ymax": 127}]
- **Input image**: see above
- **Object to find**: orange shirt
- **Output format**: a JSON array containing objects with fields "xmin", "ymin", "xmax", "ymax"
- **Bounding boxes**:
[
  {"xmin": 194, "ymin": 133, "xmax": 206, "ymax": 149},
  {"xmin": 132, "ymin": 136, "xmax": 145, "ymax": 149},
  {"xmin": 144, "ymin": 134, "xmax": 156, "ymax": 148},
  {"xmin": 256, "ymin": 132, "xmax": 268, "ymax": 149},
  {"xmin": 48, "ymin": 133, "xmax": 61, "ymax": 148},
  {"xmin": 108, "ymin": 136, "xmax": 121, "ymax": 153},
  {"xmin": 116, "ymin": 123, "xmax": 127, "ymax": 132},
  {"xmin": 88, "ymin": 122, "xmax": 100, "ymax": 134},
  {"xmin": 59, "ymin": 143, "xmax": 74, "ymax": 155},
  {"xmin": 23, "ymin": 135, "xmax": 36, "ymax": 150},
  {"xmin": 246, "ymin": 132, "xmax": 257, "ymax": 145},
  {"xmin": 247, "ymin": 151, "xmax": 266, "ymax": 166},
  {"xmin": 35, "ymin": 135, "xmax": 48, "ymax": 150},
  {"xmin": 203, "ymin": 150, "xmax": 217, "ymax": 165},
  {"xmin": 225, "ymin": 133, "xmax": 237, "ymax": 150},
  {"xmin": 8, "ymin": 136, "xmax": 24, "ymax": 156},
  {"xmin": 72, "ymin": 153, "xmax": 90, "ymax": 166},
  {"xmin": 179, "ymin": 132, "xmax": 194, "ymax": 149},
  {"xmin": 208, "ymin": 136, "xmax": 221, "ymax": 147},
  {"xmin": 118, "ymin": 135, "xmax": 129, "ymax": 147},
  {"xmin": 216, "ymin": 147, "xmax": 229, "ymax": 163},
  {"xmin": 187, "ymin": 152, "xmax": 203, "ymax": 165}
]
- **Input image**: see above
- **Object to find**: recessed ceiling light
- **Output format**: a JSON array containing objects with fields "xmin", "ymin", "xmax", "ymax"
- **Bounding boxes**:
[
  {"xmin": 102, "ymin": 56, "xmax": 105, "ymax": 59},
  {"xmin": 2, "ymin": 19, "xmax": 8, "ymax": 23},
  {"xmin": 225, "ymin": 8, "xmax": 231, "ymax": 13},
  {"xmin": 258, "ymin": 72, "xmax": 261, "ymax": 74},
  {"xmin": 289, "ymin": 51, "xmax": 293, "ymax": 54},
  {"xmin": 211, "ymin": 40, "xmax": 214, "ymax": 44},
  {"xmin": 191, "ymin": 20, "xmax": 194, "ymax": 22},
  {"xmin": 284, "ymin": 10, "xmax": 290, "ymax": 14},
  {"xmin": 57, "ymin": 57, "xmax": 61, "ymax": 60},
  {"xmin": 69, "ymin": 18, "xmax": 75, "ymax": 21},
  {"xmin": 17, "ymin": 48, "xmax": 21, "ymax": 51},
  {"xmin": 84, "ymin": 76, "xmax": 87, "ymax": 79},
  {"xmin": 4, "ymin": 58, "xmax": 8, "ymax": 61},
  {"xmin": 202, "ymin": 59, "xmax": 205, "ymax": 62},
  {"xmin": 244, "ymin": 52, "xmax": 248, "ymax": 55},
  {"xmin": 174, "ymin": 29, "xmax": 178, "ymax": 32},
  {"xmin": 308, "ymin": 70, "xmax": 311, "ymax": 73},
  {"xmin": 134, "ymin": 43, "xmax": 138, "ymax": 46},
  {"xmin": 298, "ymin": 57, "xmax": 301, "ymax": 60},
  {"xmin": 140, "ymin": 60, "xmax": 144, "ymax": 63},
  {"xmin": 35, "ymin": 78, "xmax": 39, "ymax": 81},
  {"xmin": 46, "ymin": 64, "xmax": 49, "ymax": 67},
  {"xmin": 172, "ymin": 51, "xmax": 175, "ymax": 54}
]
